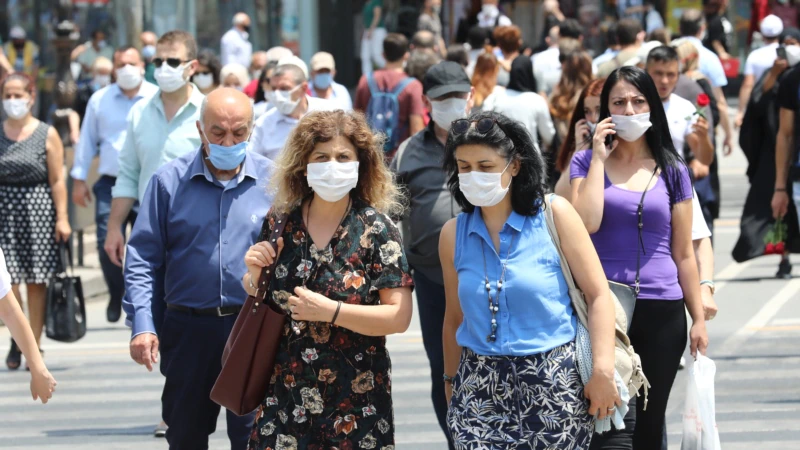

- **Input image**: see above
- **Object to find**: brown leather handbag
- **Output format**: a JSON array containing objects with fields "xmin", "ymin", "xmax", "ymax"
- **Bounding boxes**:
[{"xmin": 210, "ymin": 213, "xmax": 289, "ymax": 416}]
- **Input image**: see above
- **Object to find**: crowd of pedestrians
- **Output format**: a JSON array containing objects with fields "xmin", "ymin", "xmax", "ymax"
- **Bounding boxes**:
[{"xmin": 1, "ymin": 2, "xmax": 800, "ymax": 449}]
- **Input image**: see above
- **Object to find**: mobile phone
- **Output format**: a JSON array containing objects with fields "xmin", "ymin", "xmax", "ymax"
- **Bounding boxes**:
[
  {"xmin": 605, "ymin": 133, "xmax": 615, "ymax": 148},
  {"xmin": 777, "ymin": 45, "xmax": 788, "ymax": 60}
]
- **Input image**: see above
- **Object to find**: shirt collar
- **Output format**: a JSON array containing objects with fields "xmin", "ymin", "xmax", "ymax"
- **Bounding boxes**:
[
  {"xmin": 113, "ymin": 81, "xmax": 158, "ymax": 100},
  {"xmin": 468, "ymin": 207, "xmax": 527, "ymax": 237},
  {"xmin": 153, "ymin": 83, "xmax": 204, "ymax": 117},
  {"xmin": 189, "ymin": 146, "xmax": 257, "ymax": 185}
]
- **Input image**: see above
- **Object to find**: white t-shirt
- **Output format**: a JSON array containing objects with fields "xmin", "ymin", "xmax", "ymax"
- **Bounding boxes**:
[
  {"xmin": 485, "ymin": 89, "xmax": 556, "ymax": 148},
  {"xmin": 744, "ymin": 42, "xmax": 779, "ymax": 82},
  {"xmin": 663, "ymin": 93, "xmax": 697, "ymax": 154},
  {"xmin": 0, "ymin": 248, "xmax": 11, "ymax": 299},
  {"xmin": 691, "ymin": 189, "xmax": 711, "ymax": 241}
]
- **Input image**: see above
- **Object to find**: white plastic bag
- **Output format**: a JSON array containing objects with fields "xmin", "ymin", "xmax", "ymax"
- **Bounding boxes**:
[{"xmin": 680, "ymin": 354, "xmax": 722, "ymax": 450}]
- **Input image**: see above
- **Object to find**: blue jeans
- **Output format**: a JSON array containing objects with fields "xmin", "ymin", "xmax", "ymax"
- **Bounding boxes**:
[
  {"xmin": 93, "ymin": 176, "xmax": 137, "ymax": 308},
  {"xmin": 412, "ymin": 268, "xmax": 455, "ymax": 450},
  {"xmin": 793, "ymin": 182, "xmax": 800, "ymax": 228}
]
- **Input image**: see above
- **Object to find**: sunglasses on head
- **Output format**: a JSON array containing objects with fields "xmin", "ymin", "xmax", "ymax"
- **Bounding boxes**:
[
  {"xmin": 452, "ymin": 117, "xmax": 500, "ymax": 135},
  {"xmin": 152, "ymin": 57, "xmax": 190, "ymax": 68}
]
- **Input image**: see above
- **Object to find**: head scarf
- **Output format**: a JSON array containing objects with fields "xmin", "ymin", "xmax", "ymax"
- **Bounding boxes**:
[{"xmin": 507, "ymin": 55, "xmax": 537, "ymax": 93}]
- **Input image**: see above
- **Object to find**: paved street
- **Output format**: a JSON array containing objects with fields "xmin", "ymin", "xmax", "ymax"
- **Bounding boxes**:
[{"xmin": 2, "ymin": 147, "xmax": 800, "ymax": 449}]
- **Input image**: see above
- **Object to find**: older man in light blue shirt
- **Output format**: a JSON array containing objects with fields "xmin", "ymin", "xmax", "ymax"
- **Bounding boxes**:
[
  {"xmin": 220, "ymin": 12, "xmax": 253, "ymax": 67},
  {"xmin": 70, "ymin": 46, "xmax": 158, "ymax": 323}
]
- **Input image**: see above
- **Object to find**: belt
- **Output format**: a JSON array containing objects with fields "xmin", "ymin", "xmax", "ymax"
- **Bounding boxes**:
[{"xmin": 166, "ymin": 304, "xmax": 242, "ymax": 317}]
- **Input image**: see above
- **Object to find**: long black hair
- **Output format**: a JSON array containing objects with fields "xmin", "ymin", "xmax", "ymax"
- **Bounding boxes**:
[
  {"xmin": 254, "ymin": 60, "xmax": 279, "ymax": 103},
  {"xmin": 595, "ymin": 66, "xmax": 688, "ymax": 205},
  {"xmin": 443, "ymin": 111, "xmax": 548, "ymax": 216},
  {"xmin": 507, "ymin": 55, "xmax": 537, "ymax": 93}
]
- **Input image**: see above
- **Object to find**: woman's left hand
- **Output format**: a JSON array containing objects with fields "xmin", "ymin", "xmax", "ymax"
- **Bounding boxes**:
[
  {"xmin": 55, "ymin": 218, "xmax": 71, "ymax": 243},
  {"xmin": 288, "ymin": 286, "xmax": 336, "ymax": 323},
  {"xmin": 584, "ymin": 367, "xmax": 621, "ymax": 420},
  {"xmin": 690, "ymin": 321, "xmax": 709, "ymax": 357}
]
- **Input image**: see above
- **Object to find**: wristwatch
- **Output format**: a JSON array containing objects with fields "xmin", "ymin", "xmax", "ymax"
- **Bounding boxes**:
[
  {"xmin": 443, "ymin": 373, "xmax": 455, "ymax": 384},
  {"xmin": 699, "ymin": 280, "xmax": 715, "ymax": 295}
]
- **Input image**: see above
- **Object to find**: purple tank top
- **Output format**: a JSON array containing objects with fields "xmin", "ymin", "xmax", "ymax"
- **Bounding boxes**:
[{"xmin": 570, "ymin": 150, "xmax": 693, "ymax": 300}]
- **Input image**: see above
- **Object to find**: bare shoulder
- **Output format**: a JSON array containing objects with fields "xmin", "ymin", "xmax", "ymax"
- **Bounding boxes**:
[{"xmin": 549, "ymin": 194, "xmax": 580, "ymax": 223}]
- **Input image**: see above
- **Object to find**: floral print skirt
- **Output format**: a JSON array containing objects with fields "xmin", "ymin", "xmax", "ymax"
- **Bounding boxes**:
[{"xmin": 447, "ymin": 342, "xmax": 593, "ymax": 450}]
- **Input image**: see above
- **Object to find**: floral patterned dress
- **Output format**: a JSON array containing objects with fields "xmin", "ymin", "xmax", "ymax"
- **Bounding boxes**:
[{"xmin": 248, "ymin": 200, "xmax": 414, "ymax": 450}]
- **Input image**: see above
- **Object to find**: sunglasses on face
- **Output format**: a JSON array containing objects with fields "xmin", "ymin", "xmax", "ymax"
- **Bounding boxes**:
[
  {"xmin": 452, "ymin": 117, "xmax": 500, "ymax": 135},
  {"xmin": 152, "ymin": 57, "xmax": 190, "ymax": 68}
]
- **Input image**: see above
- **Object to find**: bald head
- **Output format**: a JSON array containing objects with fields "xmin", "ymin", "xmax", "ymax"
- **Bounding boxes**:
[
  {"xmin": 412, "ymin": 30, "xmax": 437, "ymax": 50},
  {"xmin": 198, "ymin": 88, "xmax": 254, "ymax": 149},
  {"xmin": 233, "ymin": 12, "xmax": 251, "ymax": 29},
  {"xmin": 251, "ymin": 51, "xmax": 268, "ymax": 72},
  {"xmin": 140, "ymin": 31, "xmax": 157, "ymax": 47}
]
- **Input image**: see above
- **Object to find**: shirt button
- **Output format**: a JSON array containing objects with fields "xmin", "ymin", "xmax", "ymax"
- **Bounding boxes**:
[
  {"xmin": 223, "ymin": 240, "xmax": 228, "ymax": 244},
  {"xmin": 223, "ymin": 214, "xmax": 228, "ymax": 219}
]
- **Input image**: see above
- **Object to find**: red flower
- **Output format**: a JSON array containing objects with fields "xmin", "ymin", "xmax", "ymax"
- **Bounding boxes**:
[
  {"xmin": 332, "ymin": 332, "xmax": 351, "ymax": 349},
  {"xmin": 766, "ymin": 243, "xmax": 776, "ymax": 255},
  {"xmin": 338, "ymin": 398, "xmax": 353, "ymax": 412},
  {"xmin": 776, "ymin": 242, "xmax": 786, "ymax": 254},
  {"xmin": 697, "ymin": 93, "xmax": 710, "ymax": 107}
]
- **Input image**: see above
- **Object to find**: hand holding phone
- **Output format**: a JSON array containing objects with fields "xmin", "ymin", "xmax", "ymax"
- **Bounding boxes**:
[{"xmin": 777, "ymin": 45, "xmax": 787, "ymax": 60}]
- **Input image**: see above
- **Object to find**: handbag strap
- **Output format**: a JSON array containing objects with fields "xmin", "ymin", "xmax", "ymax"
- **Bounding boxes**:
[
  {"xmin": 254, "ymin": 213, "xmax": 290, "ymax": 301},
  {"xmin": 634, "ymin": 167, "xmax": 659, "ymax": 295},
  {"xmin": 543, "ymin": 194, "xmax": 589, "ymax": 327},
  {"xmin": 58, "ymin": 242, "xmax": 74, "ymax": 277}
]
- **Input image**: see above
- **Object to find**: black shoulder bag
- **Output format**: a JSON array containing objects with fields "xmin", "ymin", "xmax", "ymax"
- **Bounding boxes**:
[{"xmin": 46, "ymin": 242, "xmax": 87, "ymax": 343}]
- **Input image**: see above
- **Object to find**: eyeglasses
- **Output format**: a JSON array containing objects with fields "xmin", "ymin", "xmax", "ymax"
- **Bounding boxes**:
[
  {"xmin": 152, "ymin": 57, "xmax": 190, "ymax": 68},
  {"xmin": 194, "ymin": 70, "xmax": 212, "ymax": 76},
  {"xmin": 452, "ymin": 117, "xmax": 499, "ymax": 135}
]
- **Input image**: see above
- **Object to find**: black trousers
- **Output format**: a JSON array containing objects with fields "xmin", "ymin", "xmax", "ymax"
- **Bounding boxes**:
[
  {"xmin": 411, "ymin": 268, "xmax": 456, "ymax": 450},
  {"xmin": 159, "ymin": 309, "xmax": 255, "ymax": 450},
  {"xmin": 590, "ymin": 299, "xmax": 687, "ymax": 450}
]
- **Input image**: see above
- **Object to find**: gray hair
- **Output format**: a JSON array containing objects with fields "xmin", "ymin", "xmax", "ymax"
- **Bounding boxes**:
[{"xmin": 272, "ymin": 64, "xmax": 306, "ymax": 85}]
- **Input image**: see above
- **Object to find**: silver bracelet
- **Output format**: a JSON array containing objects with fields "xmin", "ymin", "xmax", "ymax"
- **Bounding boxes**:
[{"xmin": 247, "ymin": 273, "xmax": 257, "ymax": 292}]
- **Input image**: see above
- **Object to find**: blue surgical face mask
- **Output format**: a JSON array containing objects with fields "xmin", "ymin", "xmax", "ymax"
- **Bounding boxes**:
[
  {"xmin": 313, "ymin": 73, "xmax": 333, "ymax": 89},
  {"xmin": 201, "ymin": 128, "xmax": 249, "ymax": 171}
]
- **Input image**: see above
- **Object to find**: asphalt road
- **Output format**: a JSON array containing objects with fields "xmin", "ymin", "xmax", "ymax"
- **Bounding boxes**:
[{"xmin": 1, "ymin": 146, "xmax": 799, "ymax": 449}]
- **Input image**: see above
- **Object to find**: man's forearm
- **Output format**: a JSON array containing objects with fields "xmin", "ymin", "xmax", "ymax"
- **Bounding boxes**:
[
  {"xmin": 715, "ymin": 89, "xmax": 732, "ymax": 138},
  {"xmin": 108, "ymin": 197, "xmax": 136, "ymax": 228},
  {"xmin": 738, "ymin": 78, "xmax": 754, "ymax": 117},
  {"xmin": 693, "ymin": 237, "xmax": 714, "ymax": 281}
]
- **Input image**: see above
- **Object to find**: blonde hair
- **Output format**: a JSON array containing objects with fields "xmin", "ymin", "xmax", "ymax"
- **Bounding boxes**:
[
  {"xmin": 674, "ymin": 41, "xmax": 699, "ymax": 74},
  {"xmin": 92, "ymin": 56, "xmax": 113, "ymax": 72},
  {"xmin": 220, "ymin": 63, "xmax": 251, "ymax": 86},
  {"xmin": 270, "ymin": 110, "xmax": 402, "ymax": 216}
]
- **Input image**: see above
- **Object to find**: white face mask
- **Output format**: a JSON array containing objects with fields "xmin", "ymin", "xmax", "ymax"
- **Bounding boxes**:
[
  {"xmin": 115, "ymin": 64, "xmax": 143, "ymax": 90},
  {"xmin": 154, "ymin": 63, "xmax": 188, "ymax": 93},
  {"xmin": 431, "ymin": 97, "xmax": 468, "ymax": 130},
  {"xmin": 586, "ymin": 120, "xmax": 597, "ymax": 136},
  {"xmin": 307, "ymin": 161, "xmax": 359, "ymax": 203},
  {"xmin": 458, "ymin": 161, "xmax": 512, "ymax": 207},
  {"xmin": 93, "ymin": 74, "xmax": 111, "ymax": 88},
  {"xmin": 264, "ymin": 90, "xmax": 277, "ymax": 104},
  {"xmin": 482, "ymin": 4, "xmax": 499, "ymax": 16},
  {"xmin": 193, "ymin": 73, "xmax": 215, "ymax": 90},
  {"xmin": 611, "ymin": 112, "xmax": 652, "ymax": 142},
  {"xmin": 274, "ymin": 86, "xmax": 302, "ymax": 115},
  {"xmin": 3, "ymin": 98, "xmax": 30, "ymax": 120}
]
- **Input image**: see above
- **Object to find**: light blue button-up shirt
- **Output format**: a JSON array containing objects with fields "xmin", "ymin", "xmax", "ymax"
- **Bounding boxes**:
[
  {"xmin": 70, "ymin": 82, "xmax": 159, "ymax": 180},
  {"xmin": 112, "ymin": 85, "xmax": 205, "ymax": 202},
  {"xmin": 684, "ymin": 36, "xmax": 728, "ymax": 88},
  {"xmin": 249, "ymin": 96, "xmax": 335, "ymax": 161},
  {"xmin": 454, "ymin": 206, "xmax": 577, "ymax": 356},
  {"xmin": 124, "ymin": 148, "xmax": 273, "ymax": 337}
]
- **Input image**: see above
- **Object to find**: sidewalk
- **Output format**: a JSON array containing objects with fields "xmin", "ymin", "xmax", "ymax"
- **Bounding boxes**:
[{"xmin": 66, "ymin": 226, "xmax": 112, "ymax": 304}]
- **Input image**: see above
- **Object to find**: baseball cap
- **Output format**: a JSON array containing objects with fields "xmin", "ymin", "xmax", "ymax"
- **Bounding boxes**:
[
  {"xmin": 9, "ymin": 26, "xmax": 26, "ymax": 40},
  {"xmin": 761, "ymin": 15, "xmax": 784, "ymax": 39},
  {"xmin": 310, "ymin": 52, "xmax": 335, "ymax": 72},
  {"xmin": 423, "ymin": 61, "xmax": 471, "ymax": 99},
  {"xmin": 277, "ymin": 55, "xmax": 309, "ymax": 80}
]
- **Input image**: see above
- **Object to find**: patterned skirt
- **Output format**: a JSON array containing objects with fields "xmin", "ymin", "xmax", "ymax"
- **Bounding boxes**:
[
  {"xmin": 447, "ymin": 342, "xmax": 593, "ymax": 450},
  {"xmin": 0, "ymin": 183, "xmax": 59, "ymax": 284}
]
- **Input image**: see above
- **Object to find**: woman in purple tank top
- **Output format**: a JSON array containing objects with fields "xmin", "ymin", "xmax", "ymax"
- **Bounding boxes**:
[{"xmin": 569, "ymin": 67, "xmax": 709, "ymax": 450}]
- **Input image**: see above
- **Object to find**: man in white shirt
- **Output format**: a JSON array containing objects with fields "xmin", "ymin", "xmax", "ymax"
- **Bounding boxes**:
[
  {"xmin": 220, "ymin": 12, "xmax": 252, "ymax": 67},
  {"xmin": 646, "ymin": 45, "xmax": 714, "ymax": 164},
  {"xmin": 308, "ymin": 52, "xmax": 353, "ymax": 111},
  {"xmin": 532, "ymin": 26, "xmax": 561, "ymax": 94},
  {"xmin": 477, "ymin": 0, "xmax": 511, "ymax": 28},
  {"xmin": 250, "ymin": 57, "xmax": 334, "ymax": 160},
  {"xmin": 736, "ymin": 14, "xmax": 784, "ymax": 127},
  {"xmin": 70, "ymin": 46, "xmax": 158, "ymax": 323}
]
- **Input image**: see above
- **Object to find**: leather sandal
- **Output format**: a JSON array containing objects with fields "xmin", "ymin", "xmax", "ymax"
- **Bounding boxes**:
[{"xmin": 6, "ymin": 338, "xmax": 21, "ymax": 371}]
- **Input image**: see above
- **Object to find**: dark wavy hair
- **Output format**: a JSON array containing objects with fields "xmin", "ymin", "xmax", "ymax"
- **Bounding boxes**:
[
  {"xmin": 593, "ymin": 66, "xmax": 688, "ymax": 205},
  {"xmin": 556, "ymin": 77, "xmax": 605, "ymax": 172},
  {"xmin": 443, "ymin": 111, "xmax": 548, "ymax": 216}
]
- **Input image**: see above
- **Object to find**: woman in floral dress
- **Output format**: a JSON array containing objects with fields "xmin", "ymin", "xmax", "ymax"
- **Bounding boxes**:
[{"xmin": 243, "ymin": 110, "xmax": 414, "ymax": 450}]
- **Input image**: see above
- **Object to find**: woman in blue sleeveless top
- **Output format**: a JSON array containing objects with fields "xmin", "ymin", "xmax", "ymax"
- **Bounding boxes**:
[{"xmin": 439, "ymin": 112, "xmax": 620, "ymax": 449}]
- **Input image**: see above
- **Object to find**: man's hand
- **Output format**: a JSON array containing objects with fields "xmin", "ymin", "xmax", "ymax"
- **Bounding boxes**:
[
  {"xmin": 771, "ymin": 58, "xmax": 789, "ymax": 77},
  {"xmin": 130, "ymin": 333, "xmax": 159, "ymax": 372},
  {"xmin": 723, "ymin": 134, "xmax": 733, "ymax": 156},
  {"xmin": 772, "ymin": 190, "xmax": 790, "ymax": 219},
  {"xmin": 104, "ymin": 225, "xmax": 126, "ymax": 267},
  {"xmin": 734, "ymin": 112, "xmax": 744, "ymax": 129},
  {"xmin": 72, "ymin": 179, "xmax": 92, "ymax": 207},
  {"xmin": 689, "ymin": 159, "xmax": 710, "ymax": 180},
  {"xmin": 701, "ymin": 285, "xmax": 718, "ymax": 321}
]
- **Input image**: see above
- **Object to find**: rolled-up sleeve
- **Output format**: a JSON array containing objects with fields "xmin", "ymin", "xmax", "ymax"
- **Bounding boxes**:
[
  {"xmin": 112, "ymin": 108, "xmax": 142, "ymax": 199},
  {"xmin": 70, "ymin": 95, "xmax": 99, "ymax": 181},
  {"xmin": 124, "ymin": 174, "xmax": 168, "ymax": 338}
]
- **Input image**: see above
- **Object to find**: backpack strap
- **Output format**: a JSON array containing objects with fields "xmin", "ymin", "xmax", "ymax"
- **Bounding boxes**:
[
  {"xmin": 390, "ymin": 76, "xmax": 414, "ymax": 97},
  {"xmin": 366, "ymin": 72, "xmax": 383, "ymax": 95}
]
